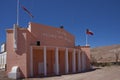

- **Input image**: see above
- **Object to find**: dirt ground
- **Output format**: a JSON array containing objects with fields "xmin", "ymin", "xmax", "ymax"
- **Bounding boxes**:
[
  {"xmin": 1, "ymin": 65, "xmax": 120, "ymax": 80},
  {"xmin": 0, "ymin": 69, "xmax": 13, "ymax": 80}
]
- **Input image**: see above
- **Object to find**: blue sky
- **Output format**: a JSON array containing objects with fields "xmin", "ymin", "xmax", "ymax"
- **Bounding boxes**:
[{"xmin": 0, "ymin": 0, "xmax": 120, "ymax": 48}]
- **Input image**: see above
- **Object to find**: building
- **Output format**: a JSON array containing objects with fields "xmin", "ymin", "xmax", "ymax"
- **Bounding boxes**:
[
  {"xmin": 6, "ymin": 22, "xmax": 91, "ymax": 79},
  {"xmin": 1, "ymin": 43, "xmax": 6, "ymax": 52},
  {"xmin": 0, "ymin": 43, "xmax": 7, "ymax": 69}
]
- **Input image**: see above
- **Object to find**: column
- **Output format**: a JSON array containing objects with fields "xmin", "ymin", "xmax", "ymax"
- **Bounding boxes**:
[
  {"xmin": 3, "ymin": 53, "xmax": 5, "ymax": 68},
  {"xmin": 78, "ymin": 50, "xmax": 81, "ymax": 72},
  {"xmin": 65, "ymin": 48, "xmax": 69, "ymax": 74},
  {"xmin": 4, "ymin": 54, "xmax": 6, "ymax": 68},
  {"xmin": 0, "ymin": 54, "xmax": 2, "ymax": 69},
  {"xmin": 55, "ymin": 47, "xmax": 59, "ymax": 75},
  {"xmin": 43, "ymin": 46, "xmax": 47, "ymax": 76},
  {"xmin": 1, "ymin": 55, "xmax": 3, "ymax": 69},
  {"xmin": 4, "ymin": 53, "xmax": 7, "ymax": 68},
  {"xmin": 72, "ymin": 49, "xmax": 76, "ymax": 73},
  {"xmin": 0, "ymin": 55, "xmax": 1, "ymax": 69},
  {"xmin": 30, "ymin": 46, "xmax": 33, "ymax": 77}
]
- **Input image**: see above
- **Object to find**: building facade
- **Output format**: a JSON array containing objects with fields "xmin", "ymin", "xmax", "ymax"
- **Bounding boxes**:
[
  {"xmin": 6, "ymin": 22, "xmax": 91, "ymax": 78},
  {"xmin": 0, "ymin": 43, "xmax": 7, "ymax": 69}
]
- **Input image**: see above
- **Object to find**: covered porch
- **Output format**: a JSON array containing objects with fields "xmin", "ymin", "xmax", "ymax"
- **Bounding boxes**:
[{"xmin": 29, "ymin": 46, "xmax": 88, "ymax": 77}]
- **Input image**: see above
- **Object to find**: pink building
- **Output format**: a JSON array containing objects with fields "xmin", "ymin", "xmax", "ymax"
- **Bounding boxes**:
[{"xmin": 6, "ymin": 22, "xmax": 91, "ymax": 79}]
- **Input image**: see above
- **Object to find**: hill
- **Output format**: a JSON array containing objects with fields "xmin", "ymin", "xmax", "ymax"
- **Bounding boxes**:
[{"xmin": 91, "ymin": 44, "xmax": 120, "ymax": 63}]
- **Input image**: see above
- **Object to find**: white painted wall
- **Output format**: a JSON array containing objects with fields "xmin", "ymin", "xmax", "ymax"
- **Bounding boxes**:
[
  {"xmin": 0, "ymin": 52, "xmax": 7, "ymax": 69},
  {"xmin": 1, "ymin": 43, "xmax": 6, "ymax": 52}
]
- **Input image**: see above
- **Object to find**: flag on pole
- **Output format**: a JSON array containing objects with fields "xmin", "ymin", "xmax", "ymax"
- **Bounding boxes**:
[
  {"xmin": 86, "ymin": 29, "xmax": 93, "ymax": 35},
  {"xmin": 21, "ymin": 5, "xmax": 34, "ymax": 18}
]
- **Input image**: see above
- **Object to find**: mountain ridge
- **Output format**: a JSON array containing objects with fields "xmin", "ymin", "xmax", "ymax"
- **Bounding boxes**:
[{"xmin": 91, "ymin": 44, "xmax": 120, "ymax": 62}]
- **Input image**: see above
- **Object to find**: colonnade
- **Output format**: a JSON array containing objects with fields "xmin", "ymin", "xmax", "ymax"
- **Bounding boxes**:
[{"xmin": 30, "ymin": 46, "xmax": 87, "ymax": 77}]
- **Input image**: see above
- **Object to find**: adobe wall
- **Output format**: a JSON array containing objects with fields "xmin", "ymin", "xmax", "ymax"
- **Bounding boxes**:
[
  {"xmin": 75, "ymin": 46, "xmax": 91, "ymax": 70},
  {"xmin": 28, "ymin": 22, "xmax": 75, "ymax": 48},
  {"xmin": 26, "ymin": 30, "xmax": 36, "ymax": 77},
  {"xmin": 6, "ymin": 28, "xmax": 28, "ymax": 78}
]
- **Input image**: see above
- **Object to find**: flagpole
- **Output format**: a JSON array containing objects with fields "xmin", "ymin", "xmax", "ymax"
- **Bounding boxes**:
[
  {"xmin": 86, "ymin": 34, "xmax": 88, "ymax": 46},
  {"xmin": 17, "ymin": 0, "xmax": 19, "ymax": 26},
  {"xmin": 14, "ymin": 0, "xmax": 19, "ymax": 50}
]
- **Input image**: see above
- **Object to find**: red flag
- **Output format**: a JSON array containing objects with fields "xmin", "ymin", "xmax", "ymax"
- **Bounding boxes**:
[
  {"xmin": 86, "ymin": 29, "xmax": 93, "ymax": 35},
  {"xmin": 21, "ymin": 5, "xmax": 34, "ymax": 18}
]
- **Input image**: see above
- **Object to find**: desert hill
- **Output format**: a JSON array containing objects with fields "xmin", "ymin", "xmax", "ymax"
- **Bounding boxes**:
[{"xmin": 91, "ymin": 44, "xmax": 120, "ymax": 63}]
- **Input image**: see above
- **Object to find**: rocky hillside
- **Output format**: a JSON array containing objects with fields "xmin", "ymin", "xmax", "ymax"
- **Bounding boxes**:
[{"xmin": 91, "ymin": 44, "xmax": 120, "ymax": 62}]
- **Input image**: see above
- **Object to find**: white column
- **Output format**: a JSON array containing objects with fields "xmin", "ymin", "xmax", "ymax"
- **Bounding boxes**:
[
  {"xmin": 0, "ymin": 55, "xmax": 1, "ymax": 69},
  {"xmin": 1, "ymin": 54, "xmax": 3, "ymax": 68},
  {"xmin": 43, "ymin": 46, "xmax": 47, "ymax": 76},
  {"xmin": 0, "ymin": 54, "xmax": 2, "ymax": 69},
  {"xmin": 4, "ymin": 53, "xmax": 6, "ymax": 68},
  {"xmin": 3, "ymin": 54, "xmax": 4, "ymax": 68},
  {"xmin": 65, "ymin": 48, "xmax": 69, "ymax": 74},
  {"xmin": 0, "ymin": 55, "xmax": 2, "ymax": 69},
  {"xmin": 55, "ymin": 47, "xmax": 59, "ymax": 75},
  {"xmin": 72, "ymin": 49, "xmax": 76, "ymax": 73},
  {"xmin": 4, "ymin": 53, "xmax": 7, "ymax": 68},
  {"xmin": 30, "ymin": 46, "xmax": 33, "ymax": 77},
  {"xmin": 78, "ymin": 50, "xmax": 81, "ymax": 72}
]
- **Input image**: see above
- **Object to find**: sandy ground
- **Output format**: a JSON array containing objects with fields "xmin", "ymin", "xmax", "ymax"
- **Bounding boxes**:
[
  {"xmin": 1, "ymin": 66, "xmax": 120, "ymax": 80},
  {"xmin": 24, "ymin": 65, "xmax": 120, "ymax": 80},
  {"xmin": 0, "ymin": 69, "xmax": 13, "ymax": 80}
]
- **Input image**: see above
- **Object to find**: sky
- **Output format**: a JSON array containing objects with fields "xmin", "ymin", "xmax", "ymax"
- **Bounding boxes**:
[{"xmin": 0, "ymin": 0, "xmax": 120, "ymax": 48}]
